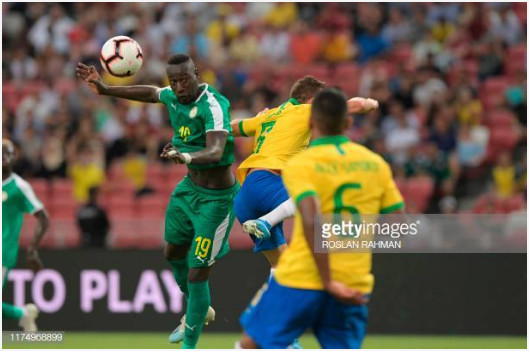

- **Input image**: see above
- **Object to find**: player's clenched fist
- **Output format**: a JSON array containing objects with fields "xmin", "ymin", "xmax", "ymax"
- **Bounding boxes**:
[
  {"xmin": 347, "ymin": 97, "xmax": 379, "ymax": 114},
  {"xmin": 76, "ymin": 62, "xmax": 108, "ymax": 95}
]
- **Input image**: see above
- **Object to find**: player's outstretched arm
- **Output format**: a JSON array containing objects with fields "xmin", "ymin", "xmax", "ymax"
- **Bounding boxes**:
[
  {"xmin": 76, "ymin": 63, "xmax": 160, "ymax": 103},
  {"xmin": 347, "ymin": 97, "xmax": 379, "ymax": 114},
  {"xmin": 27, "ymin": 209, "xmax": 49, "ymax": 272}
]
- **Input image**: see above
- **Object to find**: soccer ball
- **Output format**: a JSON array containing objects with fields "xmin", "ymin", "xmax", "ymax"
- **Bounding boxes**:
[{"xmin": 100, "ymin": 36, "xmax": 143, "ymax": 77}]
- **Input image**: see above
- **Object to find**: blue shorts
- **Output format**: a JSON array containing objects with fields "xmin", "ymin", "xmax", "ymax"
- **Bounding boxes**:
[
  {"xmin": 234, "ymin": 171, "xmax": 289, "ymax": 252},
  {"xmin": 240, "ymin": 278, "xmax": 368, "ymax": 349}
]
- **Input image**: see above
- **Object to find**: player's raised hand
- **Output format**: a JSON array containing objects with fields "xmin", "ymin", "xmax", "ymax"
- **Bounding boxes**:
[
  {"xmin": 76, "ymin": 62, "xmax": 108, "ymax": 95},
  {"xmin": 325, "ymin": 280, "xmax": 369, "ymax": 305},
  {"xmin": 26, "ymin": 248, "xmax": 43, "ymax": 273}
]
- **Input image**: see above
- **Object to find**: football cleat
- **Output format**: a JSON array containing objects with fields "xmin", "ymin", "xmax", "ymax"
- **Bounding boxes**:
[
  {"xmin": 19, "ymin": 304, "xmax": 39, "ymax": 332},
  {"xmin": 243, "ymin": 219, "xmax": 272, "ymax": 239},
  {"xmin": 169, "ymin": 306, "xmax": 216, "ymax": 343}
]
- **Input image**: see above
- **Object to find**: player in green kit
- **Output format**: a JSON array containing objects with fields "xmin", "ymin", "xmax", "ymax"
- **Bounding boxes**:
[
  {"xmin": 76, "ymin": 54, "xmax": 237, "ymax": 349},
  {"xmin": 2, "ymin": 139, "xmax": 49, "ymax": 331}
]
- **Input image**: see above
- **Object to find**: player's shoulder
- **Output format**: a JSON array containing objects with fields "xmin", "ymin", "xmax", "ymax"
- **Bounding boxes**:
[
  {"xmin": 202, "ymin": 84, "xmax": 229, "ymax": 105},
  {"xmin": 12, "ymin": 174, "xmax": 34, "ymax": 194}
]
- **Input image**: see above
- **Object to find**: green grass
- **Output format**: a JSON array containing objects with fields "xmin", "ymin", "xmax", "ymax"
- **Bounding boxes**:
[{"xmin": 3, "ymin": 332, "xmax": 526, "ymax": 349}]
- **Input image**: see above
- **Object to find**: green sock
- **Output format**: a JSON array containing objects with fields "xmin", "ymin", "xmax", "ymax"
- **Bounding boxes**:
[
  {"xmin": 3, "ymin": 302, "xmax": 24, "ymax": 320},
  {"xmin": 182, "ymin": 281, "xmax": 211, "ymax": 349},
  {"xmin": 168, "ymin": 259, "xmax": 189, "ymax": 300}
]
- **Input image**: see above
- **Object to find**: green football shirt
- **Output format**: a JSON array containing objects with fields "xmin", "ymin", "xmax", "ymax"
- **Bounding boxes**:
[
  {"xmin": 158, "ymin": 83, "xmax": 234, "ymax": 170},
  {"xmin": 2, "ymin": 174, "xmax": 43, "ymax": 269}
]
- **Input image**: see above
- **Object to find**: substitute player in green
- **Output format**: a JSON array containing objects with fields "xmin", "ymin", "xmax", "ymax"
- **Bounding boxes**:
[
  {"xmin": 76, "ymin": 54, "xmax": 237, "ymax": 349},
  {"xmin": 2, "ymin": 139, "xmax": 49, "ymax": 331}
]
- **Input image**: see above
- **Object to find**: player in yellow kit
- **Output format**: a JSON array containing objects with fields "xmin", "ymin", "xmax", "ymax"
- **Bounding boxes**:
[
  {"xmin": 231, "ymin": 77, "xmax": 325, "ymax": 267},
  {"xmin": 239, "ymin": 89, "xmax": 404, "ymax": 349},
  {"xmin": 231, "ymin": 77, "xmax": 378, "ymax": 268}
]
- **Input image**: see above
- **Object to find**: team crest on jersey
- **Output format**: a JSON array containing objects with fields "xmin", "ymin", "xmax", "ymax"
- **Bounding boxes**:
[
  {"xmin": 2, "ymin": 191, "xmax": 7, "ymax": 201},
  {"xmin": 189, "ymin": 106, "xmax": 198, "ymax": 119}
]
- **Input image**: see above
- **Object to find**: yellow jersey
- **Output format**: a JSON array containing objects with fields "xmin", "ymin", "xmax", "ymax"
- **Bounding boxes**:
[
  {"xmin": 237, "ymin": 98, "xmax": 311, "ymax": 184},
  {"xmin": 276, "ymin": 135, "xmax": 404, "ymax": 293}
]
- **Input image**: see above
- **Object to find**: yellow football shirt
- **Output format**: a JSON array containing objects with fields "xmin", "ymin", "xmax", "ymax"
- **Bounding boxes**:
[
  {"xmin": 237, "ymin": 98, "xmax": 311, "ymax": 184},
  {"xmin": 275, "ymin": 135, "xmax": 404, "ymax": 293}
]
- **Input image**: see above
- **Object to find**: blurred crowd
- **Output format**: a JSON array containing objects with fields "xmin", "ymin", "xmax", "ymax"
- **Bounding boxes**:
[{"xmin": 2, "ymin": 2, "xmax": 527, "ymax": 215}]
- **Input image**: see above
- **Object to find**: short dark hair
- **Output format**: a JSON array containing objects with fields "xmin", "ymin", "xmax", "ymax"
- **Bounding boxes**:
[
  {"xmin": 290, "ymin": 76, "xmax": 326, "ymax": 103},
  {"xmin": 167, "ymin": 54, "xmax": 191, "ymax": 65},
  {"xmin": 311, "ymin": 88, "xmax": 347, "ymax": 135}
]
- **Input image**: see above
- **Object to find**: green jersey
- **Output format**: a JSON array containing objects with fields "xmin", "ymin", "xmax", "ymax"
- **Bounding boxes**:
[
  {"xmin": 158, "ymin": 83, "xmax": 234, "ymax": 170},
  {"xmin": 2, "ymin": 174, "xmax": 43, "ymax": 269}
]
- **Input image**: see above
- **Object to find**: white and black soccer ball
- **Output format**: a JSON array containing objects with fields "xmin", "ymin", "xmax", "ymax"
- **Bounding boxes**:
[{"xmin": 100, "ymin": 36, "xmax": 143, "ymax": 77}]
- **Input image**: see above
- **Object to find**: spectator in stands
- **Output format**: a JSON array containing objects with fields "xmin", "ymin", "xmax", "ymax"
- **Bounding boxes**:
[
  {"xmin": 70, "ymin": 144, "xmax": 105, "ymax": 202},
  {"xmin": 489, "ymin": 3, "xmax": 522, "ymax": 46},
  {"xmin": 429, "ymin": 112, "xmax": 457, "ymax": 153},
  {"xmin": 171, "ymin": 16, "xmax": 209, "ymax": 60},
  {"xmin": 259, "ymin": 25, "xmax": 291, "ymax": 63},
  {"xmin": 123, "ymin": 149, "xmax": 153, "ymax": 197},
  {"xmin": 290, "ymin": 20, "xmax": 321, "ymax": 65},
  {"xmin": 321, "ymin": 27, "xmax": 355, "ymax": 63},
  {"xmin": 356, "ymin": 22, "xmax": 390, "ymax": 64},
  {"xmin": 381, "ymin": 7, "xmax": 412, "ymax": 44},
  {"xmin": 383, "ymin": 101, "xmax": 420, "ymax": 164},
  {"xmin": 505, "ymin": 70, "xmax": 527, "ymax": 126},
  {"xmin": 457, "ymin": 124, "xmax": 487, "ymax": 167},
  {"xmin": 477, "ymin": 38, "xmax": 506, "ymax": 81},
  {"xmin": 76, "ymin": 186, "xmax": 110, "ymax": 248},
  {"xmin": 493, "ymin": 152, "xmax": 516, "ymax": 198},
  {"xmin": 455, "ymin": 87, "xmax": 482, "ymax": 126}
]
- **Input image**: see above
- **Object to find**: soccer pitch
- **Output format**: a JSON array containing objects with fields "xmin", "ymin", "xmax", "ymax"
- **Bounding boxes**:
[{"xmin": 3, "ymin": 332, "xmax": 526, "ymax": 349}]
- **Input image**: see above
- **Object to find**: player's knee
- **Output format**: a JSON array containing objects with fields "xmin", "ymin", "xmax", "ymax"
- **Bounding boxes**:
[
  {"xmin": 240, "ymin": 332, "xmax": 259, "ymax": 349},
  {"xmin": 187, "ymin": 267, "xmax": 210, "ymax": 283},
  {"xmin": 163, "ymin": 243, "xmax": 188, "ymax": 261}
]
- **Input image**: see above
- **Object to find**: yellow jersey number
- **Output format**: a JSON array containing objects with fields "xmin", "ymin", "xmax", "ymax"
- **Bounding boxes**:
[
  {"xmin": 179, "ymin": 126, "xmax": 191, "ymax": 142},
  {"xmin": 255, "ymin": 121, "xmax": 276, "ymax": 153},
  {"xmin": 194, "ymin": 236, "xmax": 212, "ymax": 258},
  {"xmin": 333, "ymin": 183, "xmax": 362, "ymax": 223}
]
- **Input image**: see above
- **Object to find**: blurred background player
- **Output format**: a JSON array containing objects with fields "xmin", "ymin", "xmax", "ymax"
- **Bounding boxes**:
[
  {"xmin": 76, "ymin": 186, "xmax": 110, "ymax": 248},
  {"xmin": 239, "ymin": 89, "xmax": 404, "ymax": 348},
  {"xmin": 76, "ymin": 54, "xmax": 237, "ymax": 349},
  {"xmin": 231, "ymin": 77, "xmax": 378, "ymax": 269},
  {"xmin": 2, "ymin": 139, "xmax": 49, "ymax": 331}
]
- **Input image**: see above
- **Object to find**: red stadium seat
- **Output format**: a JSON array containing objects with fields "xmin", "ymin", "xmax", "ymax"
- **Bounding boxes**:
[
  {"xmin": 107, "ymin": 205, "xmax": 135, "ymax": 219},
  {"xmin": 488, "ymin": 127, "xmax": 520, "ymax": 151},
  {"xmin": 403, "ymin": 177, "xmax": 434, "ymax": 212},
  {"xmin": 480, "ymin": 76, "xmax": 510, "ymax": 99},
  {"xmin": 51, "ymin": 179, "xmax": 73, "ymax": 197},
  {"xmin": 485, "ymin": 109, "xmax": 517, "ymax": 127}
]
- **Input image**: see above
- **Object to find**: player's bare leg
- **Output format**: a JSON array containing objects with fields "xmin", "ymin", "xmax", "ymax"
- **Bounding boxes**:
[{"xmin": 238, "ymin": 332, "xmax": 260, "ymax": 348}]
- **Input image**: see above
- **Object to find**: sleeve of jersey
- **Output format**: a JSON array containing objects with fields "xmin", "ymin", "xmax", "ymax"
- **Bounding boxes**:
[
  {"xmin": 157, "ymin": 86, "xmax": 172, "ymax": 105},
  {"xmin": 380, "ymin": 163, "xmax": 405, "ymax": 214},
  {"xmin": 283, "ymin": 156, "xmax": 317, "ymax": 206},
  {"xmin": 205, "ymin": 94, "xmax": 230, "ymax": 133},
  {"xmin": 239, "ymin": 112, "xmax": 269, "ymax": 137},
  {"xmin": 17, "ymin": 179, "xmax": 44, "ymax": 215}
]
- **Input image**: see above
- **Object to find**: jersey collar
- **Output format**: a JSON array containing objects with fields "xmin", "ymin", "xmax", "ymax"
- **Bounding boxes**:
[
  {"xmin": 288, "ymin": 98, "xmax": 301, "ymax": 105},
  {"xmin": 310, "ymin": 135, "xmax": 350, "ymax": 147},
  {"xmin": 2, "ymin": 174, "xmax": 14, "ymax": 186},
  {"xmin": 194, "ymin": 83, "xmax": 208, "ymax": 103}
]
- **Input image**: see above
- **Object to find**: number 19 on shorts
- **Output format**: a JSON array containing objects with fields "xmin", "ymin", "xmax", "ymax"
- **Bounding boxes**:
[{"xmin": 194, "ymin": 236, "xmax": 211, "ymax": 258}]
